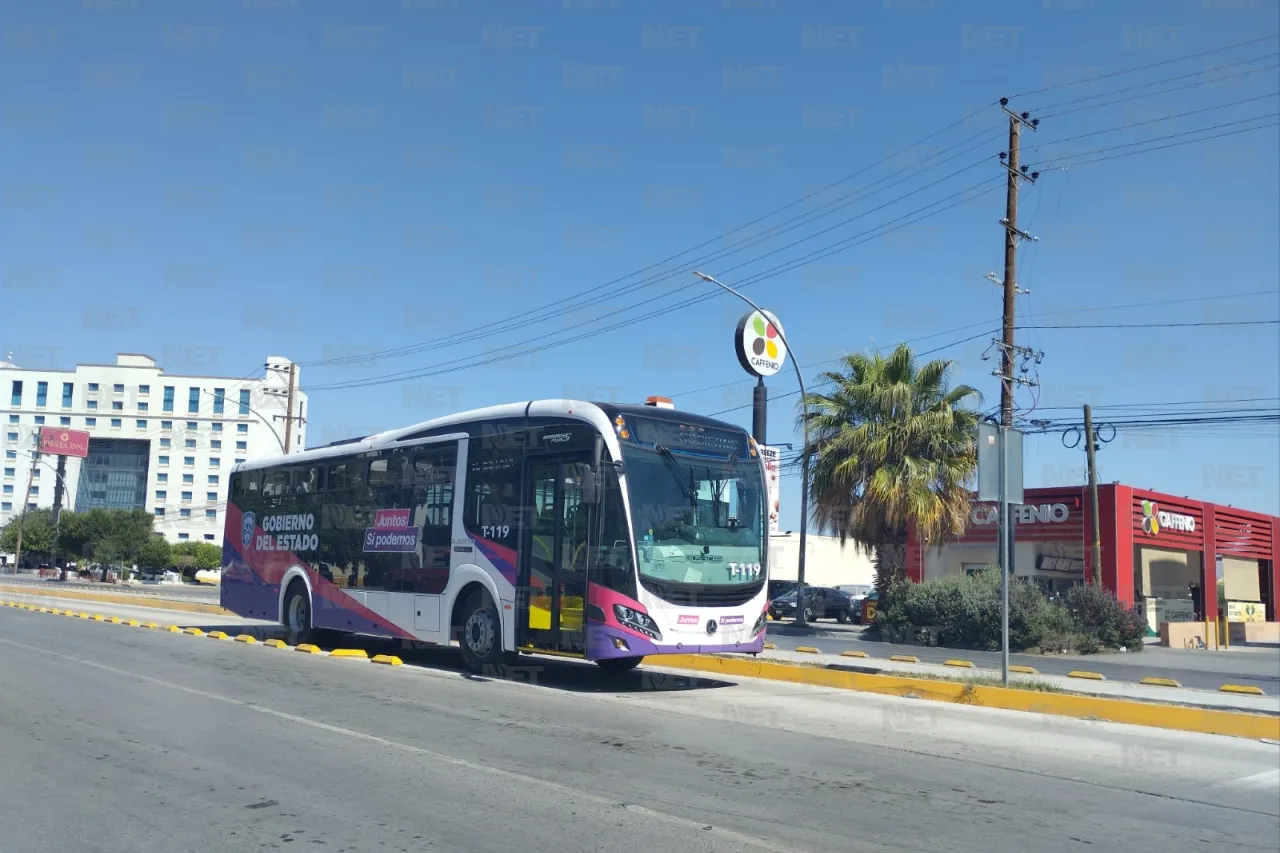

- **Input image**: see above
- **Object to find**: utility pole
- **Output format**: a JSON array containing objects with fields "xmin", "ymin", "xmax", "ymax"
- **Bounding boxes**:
[
  {"xmin": 284, "ymin": 362, "xmax": 298, "ymax": 453},
  {"xmin": 12, "ymin": 431, "xmax": 42, "ymax": 574},
  {"xmin": 1083, "ymin": 404, "xmax": 1103, "ymax": 586}
]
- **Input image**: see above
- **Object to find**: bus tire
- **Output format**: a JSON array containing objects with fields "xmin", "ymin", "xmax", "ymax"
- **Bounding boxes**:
[
  {"xmin": 282, "ymin": 579, "xmax": 314, "ymax": 647},
  {"xmin": 596, "ymin": 656, "xmax": 644, "ymax": 673},
  {"xmin": 456, "ymin": 587, "xmax": 511, "ymax": 673}
]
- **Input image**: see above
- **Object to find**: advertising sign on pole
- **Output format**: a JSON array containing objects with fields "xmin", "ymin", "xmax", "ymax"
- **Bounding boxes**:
[
  {"xmin": 38, "ymin": 427, "xmax": 90, "ymax": 458},
  {"xmin": 759, "ymin": 445, "xmax": 781, "ymax": 535}
]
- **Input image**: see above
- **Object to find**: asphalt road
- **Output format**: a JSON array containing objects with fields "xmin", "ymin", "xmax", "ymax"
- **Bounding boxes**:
[
  {"xmin": 2, "ymin": 605, "xmax": 1279, "ymax": 853},
  {"xmin": 767, "ymin": 622, "xmax": 1280, "ymax": 692}
]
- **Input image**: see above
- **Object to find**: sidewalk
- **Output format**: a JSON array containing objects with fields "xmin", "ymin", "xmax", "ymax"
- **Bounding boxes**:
[
  {"xmin": 753, "ymin": 646, "xmax": 1280, "ymax": 716},
  {"xmin": 0, "ymin": 574, "xmax": 220, "ymax": 604}
]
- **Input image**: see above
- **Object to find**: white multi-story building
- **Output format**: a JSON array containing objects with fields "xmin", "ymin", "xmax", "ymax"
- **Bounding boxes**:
[{"xmin": 0, "ymin": 352, "xmax": 306, "ymax": 549}]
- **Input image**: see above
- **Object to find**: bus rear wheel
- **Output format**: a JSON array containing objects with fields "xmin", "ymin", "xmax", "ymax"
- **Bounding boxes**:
[
  {"xmin": 456, "ymin": 588, "xmax": 514, "ymax": 673},
  {"xmin": 282, "ymin": 580, "xmax": 313, "ymax": 647},
  {"xmin": 596, "ymin": 656, "xmax": 644, "ymax": 673}
]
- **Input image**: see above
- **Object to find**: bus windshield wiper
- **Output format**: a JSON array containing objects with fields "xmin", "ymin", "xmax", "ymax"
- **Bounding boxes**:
[{"xmin": 655, "ymin": 445, "xmax": 695, "ymax": 501}]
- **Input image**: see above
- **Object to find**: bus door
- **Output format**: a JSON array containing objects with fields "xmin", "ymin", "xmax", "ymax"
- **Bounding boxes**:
[{"xmin": 518, "ymin": 453, "xmax": 595, "ymax": 655}]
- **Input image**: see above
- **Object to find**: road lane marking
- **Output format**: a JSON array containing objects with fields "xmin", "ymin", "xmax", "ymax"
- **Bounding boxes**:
[{"xmin": 0, "ymin": 636, "xmax": 812, "ymax": 853}]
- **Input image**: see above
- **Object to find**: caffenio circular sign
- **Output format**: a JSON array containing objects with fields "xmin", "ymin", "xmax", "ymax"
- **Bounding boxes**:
[{"xmin": 735, "ymin": 310, "xmax": 787, "ymax": 378}]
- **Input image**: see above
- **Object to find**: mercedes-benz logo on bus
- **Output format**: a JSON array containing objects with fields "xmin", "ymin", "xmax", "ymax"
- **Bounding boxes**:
[{"xmin": 705, "ymin": 619, "xmax": 717, "ymax": 635}]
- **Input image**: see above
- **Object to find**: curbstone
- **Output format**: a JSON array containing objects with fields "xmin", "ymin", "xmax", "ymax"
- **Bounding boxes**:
[
  {"xmin": 126, "ymin": 619, "xmax": 140, "ymax": 627},
  {"xmin": 945, "ymin": 659, "xmax": 976, "ymax": 668},
  {"xmin": 49, "ymin": 608, "xmax": 61, "ymax": 615},
  {"xmin": 1221, "ymin": 684, "xmax": 1265, "ymax": 695},
  {"xmin": 89, "ymin": 614, "xmax": 104, "ymax": 621},
  {"xmin": 371, "ymin": 654, "xmax": 403, "ymax": 666},
  {"xmin": 296, "ymin": 643, "xmax": 322, "ymax": 654},
  {"xmin": 1009, "ymin": 665, "xmax": 1038, "ymax": 675},
  {"xmin": 264, "ymin": 639, "xmax": 288, "ymax": 648},
  {"xmin": 183, "ymin": 627, "xmax": 205, "ymax": 636},
  {"xmin": 841, "ymin": 650, "xmax": 869, "ymax": 658},
  {"xmin": 1067, "ymin": 671, "xmax": 1106, "ymax": 681},
  {"xmin": 234, "ymin": 634, "xmax": 257, "ymax": 644},
  {"xmin": 167, "ymin": 625, "xmax": 182, "ymax": 632},
  {"xmin": 795, "ymin": 646, "xmax": 821, "ymax": 654},
  {"xmin": 1140, "ymin": 677, "xmax": 1182, "ymax": 688},
  {"xmin": 763, "ymin": 642, "xmax": 777, "ymax": 650},
  {"xmin": 890, "ymin": 654, "xmax": 920, "ymax": 663},
  {"xmin": 108, "ymin": 616, "xmax": 121, "ymax": 624},
  {"xmin": 330, "ymin": 649, "xmax": 369, "ymax": 659},
  {"xmin": 207, "ymin": 631, "xmax": 230, "ymax": 640}
]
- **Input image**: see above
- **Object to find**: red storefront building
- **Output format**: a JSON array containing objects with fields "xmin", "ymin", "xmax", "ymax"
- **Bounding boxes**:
[{"xmin": 906, "ymin": 484, "xmax": 1279, "ymax": 634}]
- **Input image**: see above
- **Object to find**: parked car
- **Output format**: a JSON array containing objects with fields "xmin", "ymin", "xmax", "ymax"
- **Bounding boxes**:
[
  {"xmin": 769, "ymin": 586, "xmax": 855, "ymax": 623},
  {"xmin": 768, "ymin": 580, "xmax": 798, "ymax": 601}
]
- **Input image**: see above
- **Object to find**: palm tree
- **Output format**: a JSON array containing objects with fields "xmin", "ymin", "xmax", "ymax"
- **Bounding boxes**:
[{"xmin": 797, "ymin": 343, "xmax": 983, "ymax": 595}]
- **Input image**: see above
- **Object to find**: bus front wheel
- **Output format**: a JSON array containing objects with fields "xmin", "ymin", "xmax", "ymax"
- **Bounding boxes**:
[
  {"xmin": 282, "ymin": 580, "xmax": 313, "ymax": 647},
  {"xmin": 456, "ymin": 588, "xmax": 513, "ymax": 673}
]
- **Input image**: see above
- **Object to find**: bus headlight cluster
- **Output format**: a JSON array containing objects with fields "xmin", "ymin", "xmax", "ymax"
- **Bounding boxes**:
[{"xmin": 613, "ymin": 604, "xmax": 662, "ymax": 642}]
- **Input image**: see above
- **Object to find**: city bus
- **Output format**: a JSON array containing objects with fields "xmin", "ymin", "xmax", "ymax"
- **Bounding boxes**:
[{"xmin": 220, "ymin": 398, "xmax": 770, "ymax": 672}]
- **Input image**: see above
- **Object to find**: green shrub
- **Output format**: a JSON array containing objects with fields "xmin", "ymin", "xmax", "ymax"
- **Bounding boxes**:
[{"xmin": 1062, "ymin": 583, "xmax": 1146, "ymax": 652}]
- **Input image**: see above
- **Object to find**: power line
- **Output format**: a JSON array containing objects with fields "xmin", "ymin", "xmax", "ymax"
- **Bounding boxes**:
[
  {"xmin": 1025, "ymin": 320, "xmax": 1279, "ymax": 329},
  {"xmin": 1025, "ymin": 113, "xmax": 1280, "ymax": 170},
  {"xmin": 1037, "ymin": 58, "xmax": 1279, "ymax": 119}
]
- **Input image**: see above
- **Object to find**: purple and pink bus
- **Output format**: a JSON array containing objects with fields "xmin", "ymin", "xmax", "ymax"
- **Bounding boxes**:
[{"xmin": 221, "ymin": 398, "xmax": 770, "ymax": 672}]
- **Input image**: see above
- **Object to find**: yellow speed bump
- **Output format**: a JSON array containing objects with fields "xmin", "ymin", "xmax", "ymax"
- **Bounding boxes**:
[
  {"xmin": 841, "ymin": 650, "xmax": 869, "ymax": 658},
  {"xmin": 264, "ymin": 639, "xmax": 288, "ymax": 648},
  {"xmin": 945, "ymin": 659, "xmax": 976, "ymax": 669},
  {"xmin": 183, "ymin": 627, "xmax": 206, "ymax": 636},
  {"xmin": 141, "ymin": 621, "xmax": 158, "ymax": 629},
  {"xmin": 1068, "ymin": 671, "xmax": 1106, "ymax": 681},
  {"xmin": 372, "ymin": 654, "xmax": 403, "ymax": 666},
  {"xmin": 1221, "ymin": 684, "xmax": 1265, "ymax": 695},
  {"xmin": 296, "ymin": 643, "xmax": 322, "ymax": 654},
  {"xmin": 1141, "ymin": 677, "xmax": 1182, "ymax": 688},
  {"xmin": 108, "ymin": 616, "xmax": 121, "ymax": 624},
  {"xmin": 329, "ymin": 648, "xmax": 369, "ymax": 659},
  {"xmin": 49, "ymin": 608, "xmax": 61, "ymax": 615},
  {"xmin": 1009, "ymin": 665, "xmax": 1039, "ymax": 675},
  {"xmin": 763, "ymin": 642, "xmax": 777, "ymax": 650},
  {"xmin": 890, "ymin": 654, "xmax": 920, "ymax": 663},
  {"xmin": 795, "ymin": 646, "xmax": 822, "ymax": 654},
  {"xmin": 167, "ymin": 625, "xmax": 182, "ymax": 632},
  {"xmin": 207, "ymin": 631, "xmax": 230, "ymax": 640},
  {"xmin": 89, "ymin": 614, "xmax": 105, "ymax": 621},
  {"xmin": 126, "ymin": 619, "xmax": 140, "ymax": 627},
  {"xmin": 78, "ymin": 612, "xmax": 90, "ymax": 619},
  {"xmin": 234, "ymin": 634, "xmax": 257, "ymax": 644}
]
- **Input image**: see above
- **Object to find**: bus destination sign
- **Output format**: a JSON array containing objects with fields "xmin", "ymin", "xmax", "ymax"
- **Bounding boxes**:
[{"xmin": 630, "ymin": 418, "xmax": 745, "ymax": 455}]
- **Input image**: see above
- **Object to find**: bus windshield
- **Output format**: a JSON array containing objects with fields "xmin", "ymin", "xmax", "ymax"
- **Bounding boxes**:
[{"xmin": 621, "ymin": 443, "xmax": 766, "ymax": 587}]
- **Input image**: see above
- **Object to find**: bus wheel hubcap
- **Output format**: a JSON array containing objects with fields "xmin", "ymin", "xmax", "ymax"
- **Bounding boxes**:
[
  {"xmin": 465, "ymin": 610, "xmax": 494, "ymax": 657},
  {"xmin": 290, "ymin": 597, "xmax": 307, "ymax": 632}
]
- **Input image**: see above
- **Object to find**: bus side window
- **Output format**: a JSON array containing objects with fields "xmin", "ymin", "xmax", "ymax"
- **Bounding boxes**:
[
  {"xmin": 464, "ymin": 438, "xmax": 521, "ymax": 550},
  {"xmin": 413, "ymin": 444, "xmax": 457, "ymax": 550}
]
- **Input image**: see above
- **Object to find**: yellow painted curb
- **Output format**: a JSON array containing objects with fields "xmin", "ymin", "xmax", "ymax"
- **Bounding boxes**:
[
  {"xmin": 183, "ymin": 627, "xmax": 206, "ymax": 636},
  {"xmin": 89, "ymin": 614, "xmax": 105, "ymax": 621},
  {"xmin": 841, "ymin": 650, "xmax": 869, "ymax": 658},
  {"xmin": 0, "ymin": 584, "xmax": 230, "ymax": 617},
  {"xmin": 142, "ymin": 621, "xmax": 158, "ymax": 629},
  {"xmin": 126, "ymin": 619, "xmax": 140, "ymax": 627},
  {"xmin": 1068, "ymin": 671, "xmax": 1106, "ymax": 681},
  {"xmin": 1141, "ymin": 677, "xmax": 1182, "ymax": 688},
  {"xmin": 234, "ymin": 634, "xmax": 257, "ymax": 644},
  {"xmin": 49, "ymin": 608, "xmax": 61, "ymax": 615},
  {"xmin": 330, "ymin": 649, "xmax": 369, "ymax": 659},
  {"xmin": 795, "ymin": 646, "xmax": 821, "ymax": 654},
  {"xmin": 371, "ymin": 654, "xmax": 403, "ymax": 666},
  {"xmin": 78, "ymin": 612, "xmax": 90, "ymax": 619},
  {"xmin": 1221, "ymin": 684, "xmax": 1265, "ymax": 695},
  {"xmin": 207, "ymin": 631, "xmax": 230, "ymax": 640},
  {"xmin": 108, "ymin": 616, "xmax": 121, "ymax": 624},
  {"xmin": 1009, "ymin": 665, "xmax": 1038, "ymax": 674},
  {"xmin": 296, "ymin": 643, "xmax": 322, "ymax": 654},
  {"xmin": 890, "ymin": 654, "xmax": 919, "ymax": 663},
  {"xmin": 945, "ymin": 659, "xmax": 976, "ymax": 668},
  {"xmin": 167, "ymin": 625, "xmax": 182, "ymax": 632},
  {"xmin": 264, "ymin": 639, "xmax": 288, "ymax": 648},
  {"xmin": 652, "ymin": 655, "xmax": 1280, "ymax": 741},
  {"xmin": 763, "ymin": 642, "xmax": 777, "ymax": 650}
]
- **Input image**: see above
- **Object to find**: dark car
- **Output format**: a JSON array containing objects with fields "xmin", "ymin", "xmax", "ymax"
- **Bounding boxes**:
[
  {"xmin": 769, "ymin": 586, "xmax": 855, "ymax": 623},
  {"xmin": 768, "ymin": 579, "xmax": 798, "ymax": 601}
]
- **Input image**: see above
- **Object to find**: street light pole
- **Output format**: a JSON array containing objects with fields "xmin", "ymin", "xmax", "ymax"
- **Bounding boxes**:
[{"xmin": 694, "ymin": 271, "xmax": 812, "ymax": 628}]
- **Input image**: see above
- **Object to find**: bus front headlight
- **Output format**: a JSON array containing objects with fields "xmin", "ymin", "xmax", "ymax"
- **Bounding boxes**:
[{"xmin": 613, "ymin": 604, "xmax": 662, "ymax": 642}]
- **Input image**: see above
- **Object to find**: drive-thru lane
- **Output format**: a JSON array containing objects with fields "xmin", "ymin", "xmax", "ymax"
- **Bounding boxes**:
[{"xmin": 1, "ymin": 605, "xmax": 1278, "ymax": 853}]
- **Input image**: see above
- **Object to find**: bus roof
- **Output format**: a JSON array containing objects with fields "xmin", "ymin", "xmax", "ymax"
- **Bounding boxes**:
[{"xmin": 232, "ymin": 399, "xmax": 749, "ymax": 475}]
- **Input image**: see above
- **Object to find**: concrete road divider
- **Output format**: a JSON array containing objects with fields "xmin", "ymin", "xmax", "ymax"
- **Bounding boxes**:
[
  {"xmin": 652, "ymin": 654, "xmax": 1280, "ymax": 741},
  {"xmin": 89, "ymin": 614, "xmax": 104, "ymax": 622},
  {"xmin": 1222, "ymin": 684, "xmax": 1266, "ymax": 695},
  {"xmin": 330, "ymin": 649, "xmax": 369, "ymax": 659},
  {"xmin": 1068, "ymin": 670, "xmax": 1106, "ymax": 681},
  {"xmin": 1008, "ymin": 665, "xmax": 1038, "ymax": 675},
  {"xmin": 372, "ymin": 655, "xmax": 403, "ymax": 666},
  {"xmin": 207, "ymin": 631, "xmax": 230, "ymax": 640},
  {"xmin": 108, "ymin": 616, "xmax": 121, "ymax": 624},
  {"xmin": 890, "ymin": 654, "xmax": 920, "ymax": 663},
  {"xmin": 141, "ymin": 622, "xmax": 158, "ymax": 629},
  {"xmin": 841, "ymin": 650, "xmax": 869, "ymax": 658},
  {"xmin": 795, "ymin": 646, "xmax": 821, "ymax": 654},
  {"xmin": 1141, "ymin": 677, "xmax": 1183, "ymax": 688},
  {"xmin": 183, "ymin": 627, "xmax": 205, "ymax": 636},
  {"xmin": 296, "ymin": 644, "xmax": 322, "ymax": 654},
  {"xmin": 945, "ymin": 659, "xmax": 975, "ymax": 668},
  {"xmin": 125, "ymin": 619, "xmax": 140, "ymax": 627},
  {"xmin": 264, "ymin": 639, "xmax": 288, "ymax": 649},
  {"xmin": 763, "ymin": 643, "xmax": 777, "ymax": 650},
  {"xmin": 234, "ymin": 634, "xmax": 257, "ymax": 644},
  {"xmin": 0, "ymin": 583, "xmax": 230, "ymax": 617}
]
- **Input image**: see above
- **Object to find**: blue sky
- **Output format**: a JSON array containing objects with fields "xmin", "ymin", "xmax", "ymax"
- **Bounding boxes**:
[{"xmin": 2, "ymin": 0, "xmax": 1277, "ymax": 526}]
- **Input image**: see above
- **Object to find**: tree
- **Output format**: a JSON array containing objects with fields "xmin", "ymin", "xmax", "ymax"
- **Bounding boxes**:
[
  {"xmin": 798, "ymin": 343, "xmax": 983, "ymax": 595},
  {"xmin": 172, "ymin": 541, "xmax": 221, "ymax": 574},
  {"xmin": 56, "ymin": 509, "xmax": 155, "ymax": 578},
  {"xmin": 0, "ymin": 508, "xmax": 56, "ymax": 562},
  {"xmin": 136, "ymin": 536, "xmax": 173, "ymax": 571}
]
